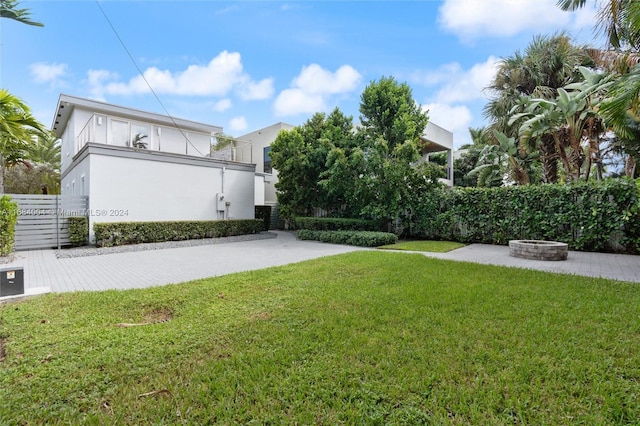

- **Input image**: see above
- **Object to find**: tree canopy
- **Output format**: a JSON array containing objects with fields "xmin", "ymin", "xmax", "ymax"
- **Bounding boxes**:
[{"xmin": 270, "ymin": 78, "xmax": 444, "ymax": 232}]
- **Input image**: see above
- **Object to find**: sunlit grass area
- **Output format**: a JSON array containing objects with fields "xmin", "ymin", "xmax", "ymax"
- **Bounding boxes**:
[
  {"xmin": 378, "ymin": 240, "xmax": 465, "ymax": 252},
  {"xmin": 1, "ymin": 251, "xmax": 639, "ymax": 424}
]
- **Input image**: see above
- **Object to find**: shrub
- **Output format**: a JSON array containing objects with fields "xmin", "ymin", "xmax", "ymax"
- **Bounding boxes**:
[
  {"xmin": 297, "ymin": 230, "xmax": 397, "ymax": 247},
  {"xmin": 254, "ymin": 205, "xmax": 272, "ymax": 231},
  {"xmin": 68, "ymin": 217, "xmax": 88, "ymax": 247},
  {"xmin": 94, "ymin": 219, "xmax": 264, "ymax": 247},
  {"xmin": 0, "ymin": 196, "xmax": 18, "ymax": 256},
  {"xmin": 412, "ymin": 179, "xmax": 640, "ymax": 253},
  {"xmin": 294, "ymin": 217, "xmax": 381, "ymax": 232}
]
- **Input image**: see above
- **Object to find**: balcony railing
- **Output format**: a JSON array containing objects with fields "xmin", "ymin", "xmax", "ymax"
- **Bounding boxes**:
[{"xmin": 76, "ymin": 113, "xmax": 214, "ymax": 158}]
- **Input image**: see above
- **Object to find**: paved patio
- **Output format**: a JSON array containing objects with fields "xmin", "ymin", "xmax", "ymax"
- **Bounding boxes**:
[{"xmin": 0, "ymin": 231, "xmax": 638, "ymax": 301}]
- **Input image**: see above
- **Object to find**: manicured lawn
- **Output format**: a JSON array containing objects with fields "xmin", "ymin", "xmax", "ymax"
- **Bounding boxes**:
[
  {"xmin": 1, "ymin": 251, "xmax": 639, "ymax": 424},
  {"xmin": 378, "ymin": 240, "xmax": 465, "ymax": 252}
]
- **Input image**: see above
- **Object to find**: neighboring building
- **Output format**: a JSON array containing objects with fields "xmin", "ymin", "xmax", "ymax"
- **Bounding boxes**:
[
  {"xmin": 210, "ymin": 122, "xmax": 295, "ymax": 206},
  {"xmin": 420, "ymin": 121, "xmax": 454, "ymax": 187},
  {"xmin": 236, "ymin": 123, "xmax": 295, "ymax": 206},
  {"xmin": 53, "ymin": 94, "xmax": 256, "ymax": 242}
]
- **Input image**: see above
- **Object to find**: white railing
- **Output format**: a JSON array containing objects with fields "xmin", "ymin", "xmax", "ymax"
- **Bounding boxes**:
[{"xmin": 75, "ymin": 114, "xmax": 214, "ymax": 158}]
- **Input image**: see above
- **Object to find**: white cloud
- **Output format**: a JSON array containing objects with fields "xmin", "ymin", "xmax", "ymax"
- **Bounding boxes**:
[
  {"xmin": 274, "ymin": 89, "xmax": 326, "ymax": 116},
  {"xmin": 423, "ymin": 103, "xmax": 474, "ymax": 148},
  {"xmin": 238, "ymin": 77, "xmax": 275, "ymax": 100},
  {"xmin": 86, "ymin": 69, "xmax": 119, "ymax": 100},
  {"xmin": 229, "ymin": 116, "xmax": 248, "ymax": 132},
  {"xmin": 88, "ymin": 51, "xmax": 274, "ymax": 100},
  {"xmin": 438, "ymin": 0, "xmax": 597, "ymax": 41},
  {"xmin": 293, "ymin": 64, "xmax": 361, "ymax": 95},
  {"xmin": 413, "ymin": 56, "xmax": 500, "ymax": 104},
  {"xmin": 213, "ymin": 98, "xmax": 232, "ymax": 112},
  {"xmin": 29, "ymin": 62, "xmax": 68, "ymax": 84},
  {"xmin": 274, "ymin": 64, "xmax": 361, "ymax": 116}
]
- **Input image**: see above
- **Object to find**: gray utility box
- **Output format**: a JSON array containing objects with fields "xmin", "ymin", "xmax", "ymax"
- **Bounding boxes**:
[{"xmin": 0, "ymin": 267, "xmax": 24, "ymax": 297}]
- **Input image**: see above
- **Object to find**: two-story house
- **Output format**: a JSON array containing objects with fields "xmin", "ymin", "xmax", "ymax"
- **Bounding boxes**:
[{"xmin": 53, "ymin": 94, "xmax": 256, "ymax": 242}]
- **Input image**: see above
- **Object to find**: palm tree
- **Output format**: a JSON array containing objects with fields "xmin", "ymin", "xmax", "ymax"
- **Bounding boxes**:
[
  {"xmin": 557, "ymin": 0, "xmax": 640, "ymax": 50},
  {"xmin": 558, "ymin": 0, "xmax": 640, "ymax": 177},
  {"xmin": 484, "ymin": 33, "xmax": 593, "ymax": 183},
  {"xmin": 28, "ymin": 131, "xmax": 60, "ymax": 169},
  {"xmin": 0, "ymin": 0, "xmax": 43, "ymax": 26},
  {"xmin": 513, "ymin": 68, "xmax": 613, "ymax": 181},
  {"xmin": 0, "ymin": 89, "xmax": 46, "ymax": 193}
]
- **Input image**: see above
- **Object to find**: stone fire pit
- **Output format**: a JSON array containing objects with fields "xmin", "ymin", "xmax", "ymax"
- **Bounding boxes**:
[{"xmin": 508, "ymin": 240, "xmax": 568, "ymax": 261}]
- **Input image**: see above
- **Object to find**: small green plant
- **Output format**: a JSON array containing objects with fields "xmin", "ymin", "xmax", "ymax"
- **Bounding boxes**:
[
  {"xmin": 0, "ymin": 196, "xmax": 18, "ymax": 256},
  {"xmin": 131, "ymin": 133, "xmax": 148, "ymax": 149}
]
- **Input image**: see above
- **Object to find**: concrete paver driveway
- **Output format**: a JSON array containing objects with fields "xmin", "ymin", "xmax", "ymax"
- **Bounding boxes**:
[{"xmin": 1, "ymin": 231, "xmax": 639, "ymax": 301}]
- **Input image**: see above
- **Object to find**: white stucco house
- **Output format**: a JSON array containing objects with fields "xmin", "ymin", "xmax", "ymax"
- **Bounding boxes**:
[
  {"xmin": 53, "ymin": 94, "xmax": 256, "ymax": 242},
  {"xmin": 209, "ymin": 122, "xmax": 294, "ymax": 207},
  {"xmin": 420, "ymin": 121, "xmax": 454, "ymax": 187}
]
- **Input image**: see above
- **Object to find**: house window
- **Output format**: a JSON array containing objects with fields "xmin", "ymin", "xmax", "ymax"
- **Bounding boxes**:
[
  {"xmin": 109, "ymin": 119, "xmax": 129, "ymax": 147},
  {"xmin": 263, "ymin": 147, "xmax": 272, "ymax": 174}
]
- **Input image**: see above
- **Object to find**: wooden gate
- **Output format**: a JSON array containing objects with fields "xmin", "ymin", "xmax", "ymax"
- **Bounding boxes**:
[{"xmin": 8, "ymin": 194, "xmax": 88, "ymax": 251}]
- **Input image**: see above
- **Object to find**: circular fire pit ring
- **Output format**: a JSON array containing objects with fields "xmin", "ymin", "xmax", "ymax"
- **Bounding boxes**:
[{"xmin": 508, "ymin": 240, "xmax": 568, "ymax": 261}]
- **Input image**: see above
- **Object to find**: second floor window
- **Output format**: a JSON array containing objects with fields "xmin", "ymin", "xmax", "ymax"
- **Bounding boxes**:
[{"xmin": 264, "ymin": 147, "xmax": 272, "ymax": 174}]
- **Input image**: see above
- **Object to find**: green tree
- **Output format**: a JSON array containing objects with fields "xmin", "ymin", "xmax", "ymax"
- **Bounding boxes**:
[
  {"xmin": 359, "ymin": 76, "xmax": 428, "ymax": 154},
  {"xmin": 513, "ymin": 68, "xmax": 612, "ymax": 181},
  {"xmin": 270, "ymin": 108, "xmax": 356, "ymax": 220},
  {"xmin": 484, "ymin": 33, "xmax": 593, "ymax": 183},
  {"xmin": 5, "ymin": 130, "xmax": 62, "ymax": 194},
  {"xmin": 558, "ymin": 0, "xmax": 640, "ymax": 50},
  {"xmin": 356, "ymin": 77, "xmax": 438, "ymax": 232},
  {"xmin": 558, "ymin": 0, "xmax": 640, "ymax": 177},
  {"xmin": 0, "ymin": 0, "xmax": 43, "ymax": 26},
  {"xmin": 0, "ymin": 89, "xmax": 46, "ymax": 193}
]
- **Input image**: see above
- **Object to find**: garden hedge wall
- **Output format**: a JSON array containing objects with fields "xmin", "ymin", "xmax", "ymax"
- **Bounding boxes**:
[
  {"xmin": 412, "ymin": 179, "xmax": 640, "ymax": 253},
  {"xmin": 297, "ymin": 230, "xmax": 397, "ymax": 247},
  {"xmin": 94, "ymin": 219, "xmax": 264, "ymax": 247},
  {"xmin": 294, "ymin": 217, "xmax": 382, "ymax": 232}
]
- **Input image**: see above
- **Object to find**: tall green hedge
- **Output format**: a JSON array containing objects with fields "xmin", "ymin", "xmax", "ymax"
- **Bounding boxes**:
[
  {"xmin": 94, "ymin": 219, "xmax": 264, "ymax": 247},
  {"xmin": 0, "ymin": 196, "xmax": 18, "ymax": 256},
  {"xmin": 412, "ymin": 179, "xmax": 640, "ymax": 253},
  {"xmin": 294, "ymin": 217, "xmax": 382, "ymax": 232}
]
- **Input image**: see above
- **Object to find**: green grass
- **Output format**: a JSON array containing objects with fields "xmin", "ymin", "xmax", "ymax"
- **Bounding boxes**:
[
  {"xmin": 1, "ymin": 251, "xmax": 640, "ymax": 424},
  {"xmin": 378, "ymin": 240, "xmax": 465, "ymax": 252}
]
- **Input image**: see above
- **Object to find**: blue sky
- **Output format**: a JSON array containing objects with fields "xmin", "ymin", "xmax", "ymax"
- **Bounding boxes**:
[{"xmin": 2, "ymin": 0, "xmax": 601, "ymax": 147}]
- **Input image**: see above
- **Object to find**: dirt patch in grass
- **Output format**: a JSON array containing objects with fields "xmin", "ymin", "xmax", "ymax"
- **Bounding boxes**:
[{"xmin": 115, "ymin": 305, "xmax": 174, "ymax": 327}]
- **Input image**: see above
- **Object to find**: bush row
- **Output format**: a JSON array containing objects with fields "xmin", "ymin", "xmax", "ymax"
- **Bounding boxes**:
[
  {"xmin": 68, "ymin": 217, "xmax": 89, "ymax": 247},
  {"xmin": 297, "ymin": 229, "xmax": 397, "ymax": 247},
  {"xmin": 0, "ymin": 196, "xmax": 18, "ymax": 256},
  {"xmin": 412, "ymin": 179, "xmax": 640, "ymax": 253},
  {"xmin": 94, "ymin": 219, "xmax": 264, "ymax": 247},
  {"xmin": 294, "ymin": 217, "xmax": 381, "ymax": 231}
]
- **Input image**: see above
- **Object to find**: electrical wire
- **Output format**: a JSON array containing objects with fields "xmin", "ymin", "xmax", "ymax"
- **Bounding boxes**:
[{"xmin": 94, "ymin": 0, "xmax": 207, "ymax": 157}]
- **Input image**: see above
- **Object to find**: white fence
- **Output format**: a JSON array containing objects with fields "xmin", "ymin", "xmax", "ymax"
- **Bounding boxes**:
[{"xmin": 8, "ymin": 194, "xmax": 89, "ymax": 251}]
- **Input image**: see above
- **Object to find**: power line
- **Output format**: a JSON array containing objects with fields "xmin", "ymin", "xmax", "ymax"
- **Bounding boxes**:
[{"xmin": 94, "ymin": 0, "xmax": 206, "ymax": 157}]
